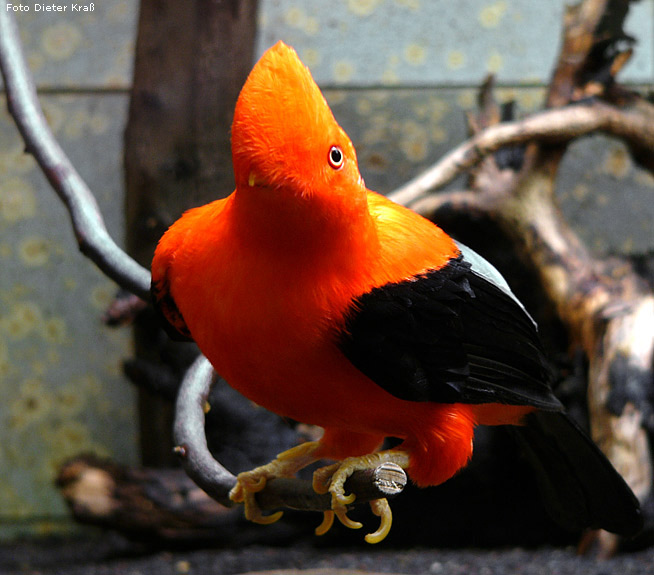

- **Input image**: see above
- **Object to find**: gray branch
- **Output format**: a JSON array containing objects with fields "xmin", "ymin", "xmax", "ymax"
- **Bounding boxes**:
[
  {"xmin": 388, "ymin": 101, "xmax": 654, "ymax": 207},
  {"xmin": 173, "ymin": 354, "xmax": 407, "ymax": 513},
  {"xmin": 172, "ymin": 355, "xmax": 236, "ymax": 506},
  {"xmin": 0, "ymin": 4, "xmax": 150, "ymax": 300}
]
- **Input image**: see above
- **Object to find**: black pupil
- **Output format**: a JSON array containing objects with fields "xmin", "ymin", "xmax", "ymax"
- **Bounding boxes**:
[{"xmin": 331, "ymin": 147, "xmax": 342, "ymax": 165}]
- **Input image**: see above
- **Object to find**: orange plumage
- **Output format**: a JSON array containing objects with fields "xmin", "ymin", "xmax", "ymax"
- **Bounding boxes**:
[{"xmin": 152, "ymin": 42, "xmax": 641, "ymax": 542}]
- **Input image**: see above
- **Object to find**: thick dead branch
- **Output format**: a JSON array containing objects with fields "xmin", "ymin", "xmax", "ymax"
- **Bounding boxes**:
[
  {"xmin": 56, "ymin": 454, "xmax": 405, "ymax": 541},
  {"xmin": 395, "ymin": 0, "xmax": 654, "ymax": 554},
  {"xmin": 56, "ymin": 455, "xmax": 234, "ymax": 540},
  {"xmin": 0, "ymin": 4, "xmax": 150, "ymax": 300},
  {"xmin": 547, "ymin": 0, "xmax": 635, "ymax": 107}
]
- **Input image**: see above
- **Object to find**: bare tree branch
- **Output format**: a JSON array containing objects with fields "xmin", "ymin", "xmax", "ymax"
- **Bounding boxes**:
[
  {"xmin": 398, "ymin": 0, "xmax": 653, "ymax": 555},
  {"xmin": 172, "ymin": 355, "xmax": 236, "ymax": 505},
  {"xmin": 389, "ymin": 101, "xmax": 654, "ymax": 207},
  {"xmin": 0, "ymin": 5, "xmax": 151, "ymax": 300}
]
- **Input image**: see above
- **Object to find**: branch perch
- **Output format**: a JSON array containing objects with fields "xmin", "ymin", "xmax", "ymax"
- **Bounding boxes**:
[{"xmin": 173, "ymin": 355, "xmax": 407, "ymax": 513}]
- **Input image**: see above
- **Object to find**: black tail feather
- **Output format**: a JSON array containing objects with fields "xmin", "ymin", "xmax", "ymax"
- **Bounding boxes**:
[{"xmin": 512, "ymin": 411, "xmax": 643, "ymax": 537}]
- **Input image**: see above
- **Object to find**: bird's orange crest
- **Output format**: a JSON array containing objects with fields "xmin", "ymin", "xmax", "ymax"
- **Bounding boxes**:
[{"xmin": 231, "ymin": 42, "xmax": 364, "ymax": 205}]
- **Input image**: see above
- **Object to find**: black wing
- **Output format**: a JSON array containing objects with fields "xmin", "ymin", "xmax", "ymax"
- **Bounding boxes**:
[
  {"xmin": 513, "ymin": 411, "xmax": 642, "ymax": 535},
  {"xmin": 338, "ymin": 245, "xmax": 562, "ymax": 411},
  {"xmin": 151, "ymin": 273, "xmax": 194, "ymax": 342}
]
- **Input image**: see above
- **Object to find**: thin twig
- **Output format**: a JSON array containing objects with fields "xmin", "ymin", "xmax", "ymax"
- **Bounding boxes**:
[
  {"xmin": 388, "ymin": 101, "xmax": 654, "ymax": 207},
  {"xmin": 409, "ymin": 189, "xmax": 488, "ymax": 219},
  {"xmin": 0, "ymin": 5, "xmax": 151, "ymax": 300}
]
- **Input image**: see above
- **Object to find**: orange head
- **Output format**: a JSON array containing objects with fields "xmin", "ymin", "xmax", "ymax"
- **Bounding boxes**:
[{"xmin": 231, "ymin": 42, "xmax": 366, "ymax": 217}]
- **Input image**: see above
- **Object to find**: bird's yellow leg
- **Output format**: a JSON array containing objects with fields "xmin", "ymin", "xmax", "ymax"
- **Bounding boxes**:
[
  {"xmin": 229, "ymin": 440, "xmax": 321, "ymax": 524},
  {"xmin": 312, "ymin": 449, "xmax": 410, "ymax": 543}
]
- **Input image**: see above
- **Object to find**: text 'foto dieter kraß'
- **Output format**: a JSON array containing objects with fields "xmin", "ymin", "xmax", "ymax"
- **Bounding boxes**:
[{"xmin": 5, "ymin": 3, "xmax": 95, "ymax": 12}]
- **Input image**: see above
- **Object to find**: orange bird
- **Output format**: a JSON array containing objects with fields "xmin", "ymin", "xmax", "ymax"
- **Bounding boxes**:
[{"xmin": 152, "ymin": 41, "xmax": 642, "ymax": 543}]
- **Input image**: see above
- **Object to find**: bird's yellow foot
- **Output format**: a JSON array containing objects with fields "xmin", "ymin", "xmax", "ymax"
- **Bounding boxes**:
[
  {"xmin": 229, "ymin": 441, "xmax": 320, "ymax": 525},
  {"xmin": 312, "ymin": 449, "xmax": 410, "ymax": 544}
]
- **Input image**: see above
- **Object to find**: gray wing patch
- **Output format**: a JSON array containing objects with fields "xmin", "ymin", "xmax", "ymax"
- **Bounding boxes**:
[{"xmin": 455, "ymin": 240, "xmax": 536, "ymax": 329}]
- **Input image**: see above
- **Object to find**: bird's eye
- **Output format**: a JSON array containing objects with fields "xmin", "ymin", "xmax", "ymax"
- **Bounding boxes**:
[{"xmin": 328, "ymin": 145, "xmax": 344, "ymax": 169}]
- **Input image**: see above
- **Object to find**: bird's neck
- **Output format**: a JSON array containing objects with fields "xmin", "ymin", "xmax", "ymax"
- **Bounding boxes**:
[{"xmin": 230, "ymin": 185, "xmax": 379, "ymax": 267}]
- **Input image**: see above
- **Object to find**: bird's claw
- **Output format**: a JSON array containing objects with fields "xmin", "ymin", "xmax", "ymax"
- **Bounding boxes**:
[
  {"xmin": 230, "ymin": 470, "xmax": 283, "ymax": 525},
  {"xmin": 232, "ymin": 445, "xmax": 407, "ymax": 543},
  {"xmin": 315, "ymin": 510, "xmax": 335, "ymax": 536},
  {"xmin": 365, "ymin": 498, "xmax": 393, "ymax": 544},
  {"xmin": 312, "ymin": 451, "xmax": 408, "ymax": 543},
  {"xmin": 230, "ymin": 441, "xmax": 322, "ymax": 526}
]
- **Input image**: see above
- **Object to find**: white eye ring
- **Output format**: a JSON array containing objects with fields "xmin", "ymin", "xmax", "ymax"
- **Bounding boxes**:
[{"xmin": 328, "ymin": 145, "xmax": 344, "ymax": 169}]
